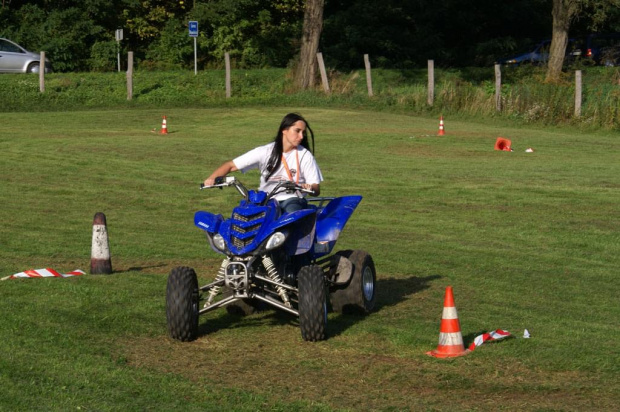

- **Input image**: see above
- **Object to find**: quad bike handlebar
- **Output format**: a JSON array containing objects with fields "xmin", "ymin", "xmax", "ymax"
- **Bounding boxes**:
[{"xmin": 200, "ymin": 176, "xmax": 314, "ymax": 203}]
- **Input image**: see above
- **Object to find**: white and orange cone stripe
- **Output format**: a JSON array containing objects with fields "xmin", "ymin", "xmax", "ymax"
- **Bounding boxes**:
[
  {"xmin": 2, "ymin": 268, "xmax": 85, "ymax": 280},
  {"xmin": 426, "ymin": 286, "xmax": 469, "ymax": 358},
  {"xmin": 161, "ymin": 115, "xmax": 168, "ymax": 134}
]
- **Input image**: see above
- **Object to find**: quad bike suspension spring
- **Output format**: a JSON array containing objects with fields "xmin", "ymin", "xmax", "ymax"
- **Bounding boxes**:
[
  {"xmin": 204, "ymin": 258, "xmax": 228, "ymax": 308},
  {"xmin": 262, "ymin": 255, "xmax": 291, "ymax": 308}
]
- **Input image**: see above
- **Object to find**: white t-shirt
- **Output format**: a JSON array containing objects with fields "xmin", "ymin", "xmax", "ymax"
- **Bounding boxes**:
[{"xmin": 233, "ymin": 142, "xmax": 323, "ymax": 201}]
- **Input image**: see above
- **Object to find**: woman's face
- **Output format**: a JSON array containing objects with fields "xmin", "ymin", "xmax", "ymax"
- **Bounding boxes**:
[{"xmin": 281, "ymin": 120, "xmax": 306, "ymax": 151}]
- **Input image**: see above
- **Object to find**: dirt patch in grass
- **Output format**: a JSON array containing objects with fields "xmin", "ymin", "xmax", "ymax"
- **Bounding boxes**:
[{"xmin": 117, "ymin": 315, "xmax": 615, "ymax": 411}]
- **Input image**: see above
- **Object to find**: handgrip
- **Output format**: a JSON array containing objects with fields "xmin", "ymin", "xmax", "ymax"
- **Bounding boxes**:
[{"xmin": 200, "ymin": 182, "xmax": 223, "ymax": 190}]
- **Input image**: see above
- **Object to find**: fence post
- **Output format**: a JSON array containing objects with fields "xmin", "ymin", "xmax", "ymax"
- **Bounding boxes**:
[
  {"xmin": 364, "ymin": 54, "xmax": 373, "ymax": 97},
  {"xmin": 225, "ymin": 52, "xmax": 231, "ymax": 98},
  {"xmin": 126, "ymin": 51, "xmax": 133, "ymax": 100},
  {"xmin": 575, "ymin": 70, "xmax": 582, "ymax": 118},
  {"xmin": 39, "ymin": 51, "xmax": 45, "ymax": 93},
  {"xmin": 316, "ymin": 52, "xmax": 330, "ymax": 94},
  {"xmin": 427, "ymin": 60, "xmax": 434, "ymax": 106},
  {"xmin": 495, "ymin": 64, "xmax": 502, "ymax": 112}
]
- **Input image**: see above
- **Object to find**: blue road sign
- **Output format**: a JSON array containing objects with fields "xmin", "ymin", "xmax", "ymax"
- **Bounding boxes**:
[{"xmin": 189, "ymin": 21, "xmax": 198, "ymax": 37}]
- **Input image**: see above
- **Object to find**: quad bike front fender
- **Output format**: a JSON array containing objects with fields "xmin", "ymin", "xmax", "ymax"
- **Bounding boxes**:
[{"xmin": 194, "ymin": 211, "xmax": 224, "ymax": 234}]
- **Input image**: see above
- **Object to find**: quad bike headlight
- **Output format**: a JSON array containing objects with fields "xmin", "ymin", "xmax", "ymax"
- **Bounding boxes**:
[
  {"xmin": 265, "ymin": 231, "xmax": 287, "ymax": 250},
  {"xmin": 213, "ymin": 233, "xmax": 227, "ymax": 251}
]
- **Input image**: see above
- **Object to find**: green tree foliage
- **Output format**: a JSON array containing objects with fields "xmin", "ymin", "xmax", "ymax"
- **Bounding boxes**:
[{"xmin": 191, "ymin": 0, "xmax": 304, "ymax": 68}]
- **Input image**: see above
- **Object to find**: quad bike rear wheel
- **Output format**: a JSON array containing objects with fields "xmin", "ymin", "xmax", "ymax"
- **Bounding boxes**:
[
  {"xmin": 330, "ymin": 250, "xmax": 376, "ymax": 314},
  {"xmin": 166, "ymin": 266, "xmax": 199, "ymax": 341},
  {"xmin": 298, "ymin": 264, "xmax": 327, "ymax": 341}
]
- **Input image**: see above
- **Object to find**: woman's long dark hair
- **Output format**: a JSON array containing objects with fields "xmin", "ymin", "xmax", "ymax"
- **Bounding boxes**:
[{"xmin": 265, "ymin": 113, "xmax": 315, "ymax": 180}]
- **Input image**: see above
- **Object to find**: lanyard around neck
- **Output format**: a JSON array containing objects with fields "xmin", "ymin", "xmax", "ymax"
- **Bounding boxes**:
[{"xmin": 281, "ymin": 150, "xmax": 299, "ymax": 184}]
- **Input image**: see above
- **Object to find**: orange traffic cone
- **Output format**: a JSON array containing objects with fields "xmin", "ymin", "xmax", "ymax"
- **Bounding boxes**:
[
  {"xmin": 426, "ymin": 286, "xmax": 469, "ymax": 358},
  {"xmin": 161, "ymin": 115, "xmax": 168, "ymax": 134},
  {"xmin": 494, "ymin": 137, "xmax": 512, "ymax": 151},
  {"xmin": 438, "ymin": 115, "xmax": 445, "ymax": 136}
]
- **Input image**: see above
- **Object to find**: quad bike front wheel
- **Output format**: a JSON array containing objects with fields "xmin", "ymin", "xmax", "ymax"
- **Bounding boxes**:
[
  {"xmin": 298, "ymin": 264, "xmax": 327, "ymax": 341},
  {"xmin": 330, "ymin": 250, "xmax": 376, "ymax": 314},
  {"xmin": 166, "ymin": 266, "xmax": 199, "ymax": 341}
]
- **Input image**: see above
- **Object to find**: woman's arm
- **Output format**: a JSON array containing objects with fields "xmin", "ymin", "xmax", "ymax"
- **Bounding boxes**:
[{"xmin": 204, "ymin": 160, "xmax": 238, "ymax": 186}]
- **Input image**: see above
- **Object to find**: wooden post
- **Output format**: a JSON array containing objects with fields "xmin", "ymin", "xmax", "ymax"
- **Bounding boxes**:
[
  {"xmin": 316, "ymin": 52, "xmax": 330, "ymax": 93},
  {"xmin": 225, "ymin": 52, "xmax": 231, "ymax": 98},
  {"xmin": 575, "ymin": 70, "xmax": 582, "ymax": 118},
  {"xmin": 427, "ymin": 60, "xmax": 434, "ymax": 106},
  {"xmin": 364, "ymin": 54, "xmax": 373, "ymax": 97},
  {"xmin": 495, "ymin": 64, "xmax": 502, "ymax": 112},
  {"xmin": 126, "ymin": 51, "xmax": 133, "ymax": 100},
  {"xmin": 39, "ymin": 51, "xmax": 45, "ymax": 93}
]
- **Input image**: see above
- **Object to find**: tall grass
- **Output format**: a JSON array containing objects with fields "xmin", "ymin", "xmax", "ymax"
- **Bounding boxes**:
[{"xmin": 1, "ymin": 66, "xmax": 619, "ymax": 130}]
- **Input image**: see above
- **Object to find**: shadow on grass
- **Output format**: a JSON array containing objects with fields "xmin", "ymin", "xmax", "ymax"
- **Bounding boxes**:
[
  {"xmin": 375, "ymin": 275, "xmax": 441, "ymax": 311},
  {"xmin": 136, "ymin": 83, "xmax": 163, "ymax": 97},
  {"xmin": 121, "ymin": 264, "xmax": 167, "ymax": 273},
  {"xmin": 197, "ymin": 309, "xmax": 293, "ymax": 337},
  {"xmin": 326, "ymin": 275, "xmax": 442, "ymax": 338},
  {"xmin": 196, "ymin": 275, "xmax": 441, "ymax": 339}
]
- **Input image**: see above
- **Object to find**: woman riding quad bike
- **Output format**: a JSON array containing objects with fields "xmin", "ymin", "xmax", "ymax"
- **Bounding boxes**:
[{"xmin": 166, "ymin": 176, "xmax": 376, "ymax": 342}]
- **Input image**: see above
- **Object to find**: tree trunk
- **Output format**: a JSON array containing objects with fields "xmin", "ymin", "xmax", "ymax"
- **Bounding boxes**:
[
  {"xmin": 546, "ymin": 0, "xmax": 579, "ymax": 83},
  {"xmin": 294, "ymin": 0, "xmax": 325, "ymax": 90}
]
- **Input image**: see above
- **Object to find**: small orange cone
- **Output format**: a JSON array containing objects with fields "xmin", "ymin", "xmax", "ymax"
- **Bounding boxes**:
[
  {"xmin": 426, "ymin": 286, "xmax": 469, "ymax": 358},
  {"xmin": 161, "ymin": 115, "xmax": 168, "ymax": 134},
  {"xmin": 494, "ymin": 137, "xmax": 512, "ymax": 151},
  {"xmin": 438, "ymin": 115, "xmax": 445, "ymax": 136}
]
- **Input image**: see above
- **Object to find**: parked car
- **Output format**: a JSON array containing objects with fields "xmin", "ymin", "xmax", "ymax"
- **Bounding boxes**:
[
  {"xmin": 497, "ymin": 38, "xmax": 582, "ymax": 66},
  {"xmin": 583, "ymin": 33, "xmax": 620, "ymax": 66},
  {"xmin": 0, "ymin": 38, "xmax": 51, "ymax": 73}
]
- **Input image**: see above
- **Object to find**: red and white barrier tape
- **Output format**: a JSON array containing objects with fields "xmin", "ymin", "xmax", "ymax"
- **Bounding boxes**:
[
  {"xmin": 2, "ymin": 268, "xmax": 85, "ymax": 281},
  {"xmin": 468, "ymin": 329, "xmax": 512, "ymax": 351}
]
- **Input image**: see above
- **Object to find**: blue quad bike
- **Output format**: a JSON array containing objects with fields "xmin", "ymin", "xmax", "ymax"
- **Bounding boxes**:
[{"xmin": 166, "ymin": 176, "xmax": 376, "ymax": 342}]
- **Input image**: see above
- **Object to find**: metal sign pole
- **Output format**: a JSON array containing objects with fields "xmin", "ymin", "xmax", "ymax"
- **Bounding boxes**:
[
  {"xmin": 115, "ymin": 29, "xmax": 123, "ymax": 72},
  {"xmin": 189, "ymin": 21, "xmax": 198, "ymax": 75}
]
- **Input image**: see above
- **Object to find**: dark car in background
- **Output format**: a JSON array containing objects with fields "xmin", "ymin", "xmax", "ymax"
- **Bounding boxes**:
[
  {"xmin": 497, "ymin": 38, "xmax": 582, "ymax": 66},
  {"xmin": 0, "ymin": 38, "xmax": 51, "ymax": 73},
  {"xmin": 583, "ymin": 33, "xmax": 620, "ymax": 66}
]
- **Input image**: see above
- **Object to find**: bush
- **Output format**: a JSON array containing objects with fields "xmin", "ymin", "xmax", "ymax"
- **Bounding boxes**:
[
  {"xmin": 0, "ymin": 67, "xmax": 618, "ymax": 130},
  {"xmin": 90, "ymin": 41, "xmax": 118, "ymax": 72}
]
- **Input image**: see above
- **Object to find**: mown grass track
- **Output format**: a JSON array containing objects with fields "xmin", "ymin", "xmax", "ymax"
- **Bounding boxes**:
[{"xmin": 1, "ymin": 108, "xmax": 618, "ymax": 410}]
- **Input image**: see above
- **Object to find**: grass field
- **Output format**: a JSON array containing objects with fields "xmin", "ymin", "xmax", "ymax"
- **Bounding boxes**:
[{"xmin": 1, "ymin": 107, "xmax": 619, "ymax": 411}]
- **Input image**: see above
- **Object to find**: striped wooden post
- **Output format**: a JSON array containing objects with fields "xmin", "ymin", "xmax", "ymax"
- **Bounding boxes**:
[{"xmin": 91, "ymin": 212, "xmax": 112, "ymax": 274}]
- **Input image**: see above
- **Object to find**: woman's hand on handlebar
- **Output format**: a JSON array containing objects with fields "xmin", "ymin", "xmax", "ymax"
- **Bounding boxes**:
[
  {"xmin": 203, "ymin": 177, "xmax": 216, "ymax": 187},
  {"xmin": 301, "ymin": 183, "xmax": 320, "ymax": 196}
]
